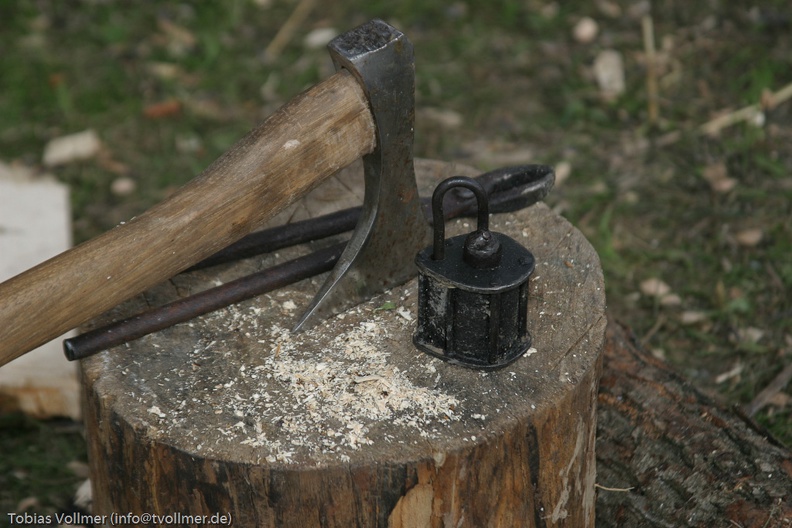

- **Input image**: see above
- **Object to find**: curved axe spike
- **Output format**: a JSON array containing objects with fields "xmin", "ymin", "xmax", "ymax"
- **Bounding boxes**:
[{"xmin": 293, "ymin": 20, "xmax": 431, "ymax": 332}]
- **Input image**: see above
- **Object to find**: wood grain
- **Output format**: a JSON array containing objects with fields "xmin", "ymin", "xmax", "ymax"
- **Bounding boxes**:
[
  {"xmin": 81, "ymin": 160, "xmax": 606, "ymax": 527},
  {"xmin": 0, "ymin": 70, "xmax": 375, "ymax": 367}
]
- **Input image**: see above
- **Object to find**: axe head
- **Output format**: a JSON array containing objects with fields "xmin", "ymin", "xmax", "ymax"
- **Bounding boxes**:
[{"xmin": 293, "ymin": 20, "xmax": 431, "ymax": 332}]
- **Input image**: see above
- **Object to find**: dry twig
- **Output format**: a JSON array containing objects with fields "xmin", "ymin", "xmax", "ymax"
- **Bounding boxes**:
[
  {"xmin": 263, "ymin": 0, "xmax": 317, "ymax": 63},
  {"xmin": 699, "ymin": 81, "xmax": 792, "ymax": 136},
  {"xmin": 641, "ymin": 14, "xmax": 659, "ymax": 125},
  {"xmin": 655, "ymin": 81, "xmax": 792, "ymax": 146},
  {"xmin": 744, "ymin": 359, "xmax": 792, "ymax": 417}
]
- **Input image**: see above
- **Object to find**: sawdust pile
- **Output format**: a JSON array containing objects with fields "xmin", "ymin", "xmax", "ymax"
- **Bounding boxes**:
[{"xmin": 138, "ymin": 300, "xmax": 462, "ymax": 465}]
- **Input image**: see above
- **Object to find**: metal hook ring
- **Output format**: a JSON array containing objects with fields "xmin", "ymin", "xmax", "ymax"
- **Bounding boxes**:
[{"xmin": 431, "ymin": 176, "xmax": 489, "ymax": 261}]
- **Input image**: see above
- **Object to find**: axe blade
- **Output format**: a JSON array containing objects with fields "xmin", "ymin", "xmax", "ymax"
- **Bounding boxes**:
[{"xmin": 293, "ymin": 20, "xmax": 431, "ymax": 332}]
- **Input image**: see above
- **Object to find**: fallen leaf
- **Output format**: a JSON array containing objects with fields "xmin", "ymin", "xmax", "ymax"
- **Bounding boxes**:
[
  {"xmin": 43, "ymin": 129, "xmax": 101, "ymax": 166},
  {"xmin": 554, "ymin": 161, "xmax": 571, "ymax": 186},
  {"xmin": 680, "ymin": 311, "xmax": 708, "ymax": 325},
  {"xmin": 734, "ymin": 228, "xmax": 763, "ymax": 247},
  {"xmin": 659, "ymin": 293, "xmax": 681, "ymax": 306},
  {"xmin": 702, "ymin": 162, "xmax": 737, "ymax": 193},
  {"xmin": 146, "ymin": 61, "xmax": 183, "ymax": 80},
  {"xmin": 143, "ymin": 99, "xmax": 182, "ymax": 119},
  {"xmin": 593, "ymin": 49, "xmax": 625, "ymax": 100},
  {"xmin": 111, "ymin": 177, "xmax": 136, "ymax": 196},
  {"xmin": 737, "ymin": 327, "xmax": 764, "ymax": 344},
  {"xmin": 711, "ymin": 177, "xmax": 736, "ymax": 192}
]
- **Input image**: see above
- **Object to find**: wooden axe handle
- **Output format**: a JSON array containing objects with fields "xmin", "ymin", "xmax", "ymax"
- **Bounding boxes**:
[{"xmin": 0, "ymin": 70, "xmax": 375, "ymax": 367}]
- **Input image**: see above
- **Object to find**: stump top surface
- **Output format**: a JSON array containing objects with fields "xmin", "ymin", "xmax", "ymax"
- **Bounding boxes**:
[{"xmin": 83, "ymin": 160, "xmax": 606, "ymax": 468}]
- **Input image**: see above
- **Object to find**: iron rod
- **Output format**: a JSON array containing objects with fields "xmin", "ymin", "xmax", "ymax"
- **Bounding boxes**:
[
  {"xmin": 64, "ymin": 165, "xmax": 555, "ymax": 360},
  {"xmin": 188, "ymin": 207, "xmax": 360, "ymax": 270},
  {"xmin": 64, "ymin": 243, "xmax": 344, "ymax": 360}
]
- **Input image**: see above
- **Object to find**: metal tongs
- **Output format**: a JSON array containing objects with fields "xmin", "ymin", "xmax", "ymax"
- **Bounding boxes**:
[{"xmin": 64, "ymin": 165, "xmax": 554, "ymax": 360}]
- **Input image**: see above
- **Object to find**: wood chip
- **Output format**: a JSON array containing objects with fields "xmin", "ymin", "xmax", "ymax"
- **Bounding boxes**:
[
  {"xmin": 554, "ymin": 161, "xmax": 571, "ymax": 186},
  {"xmin": 110, "ymin": 177, "xmax": 136, "ymax": 196},
  {"xmin": 680, "ymin": 311, "xmax": 708, "ymax": 325},
  {"xmin": 160, "ymin": 307, "xmax": 464, "ymax": 461},
  {"xmin": 640, "ymin": 278, "xmax": 671, "ymax": 299}
]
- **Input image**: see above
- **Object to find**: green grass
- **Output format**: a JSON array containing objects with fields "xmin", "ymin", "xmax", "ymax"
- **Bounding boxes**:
[
  {"xmin": 0, "ymin": 414, "xmax": 87, "ymax": 519},
  {"xmin": 1, "ymin": 0, "xmax": 791, "ymax": 510}
]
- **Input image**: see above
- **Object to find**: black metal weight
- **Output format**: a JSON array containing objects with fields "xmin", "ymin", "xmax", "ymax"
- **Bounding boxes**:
[{"xmin": 414, "ymin": 176, "xmax": 535, "ymax": 369}]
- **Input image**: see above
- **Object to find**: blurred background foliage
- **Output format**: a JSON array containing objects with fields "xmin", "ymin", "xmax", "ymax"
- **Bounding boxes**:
[{"xmin": 0, "ymin": 0, "xmax": 791, "ymax": 519}]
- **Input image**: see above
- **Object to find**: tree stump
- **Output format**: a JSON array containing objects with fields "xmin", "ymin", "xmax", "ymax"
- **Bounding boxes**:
[{"xmin": 80, "ymin": 159, "xmax": 606, "ymax": 527}]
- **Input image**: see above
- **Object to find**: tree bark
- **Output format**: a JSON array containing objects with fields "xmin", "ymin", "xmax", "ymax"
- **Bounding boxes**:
[{"xmin": 596, "ymin": 321, "xmax": 792, "ymax": 527}]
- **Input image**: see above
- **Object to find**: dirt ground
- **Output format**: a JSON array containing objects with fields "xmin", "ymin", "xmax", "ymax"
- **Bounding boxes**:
[{"xmin": 0, "ymin": 0, "xmax": 790, "ymax": 521}]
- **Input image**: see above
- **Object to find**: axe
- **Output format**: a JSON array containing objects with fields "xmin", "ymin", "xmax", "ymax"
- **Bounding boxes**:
[{"xmin": 0, "ymin": 20, "xmax": 548, "ymax": 368}]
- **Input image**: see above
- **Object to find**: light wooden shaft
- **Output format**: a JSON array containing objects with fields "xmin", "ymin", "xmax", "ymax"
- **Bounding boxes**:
[{"xmin": 0, "ymin": 71, "xmax": 376, "ymax": 367}]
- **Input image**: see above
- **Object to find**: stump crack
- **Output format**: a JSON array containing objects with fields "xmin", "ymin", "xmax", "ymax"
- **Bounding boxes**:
[{"xmin": 549, "ymin": 313, "xmax": 605, "ymax": 375}]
